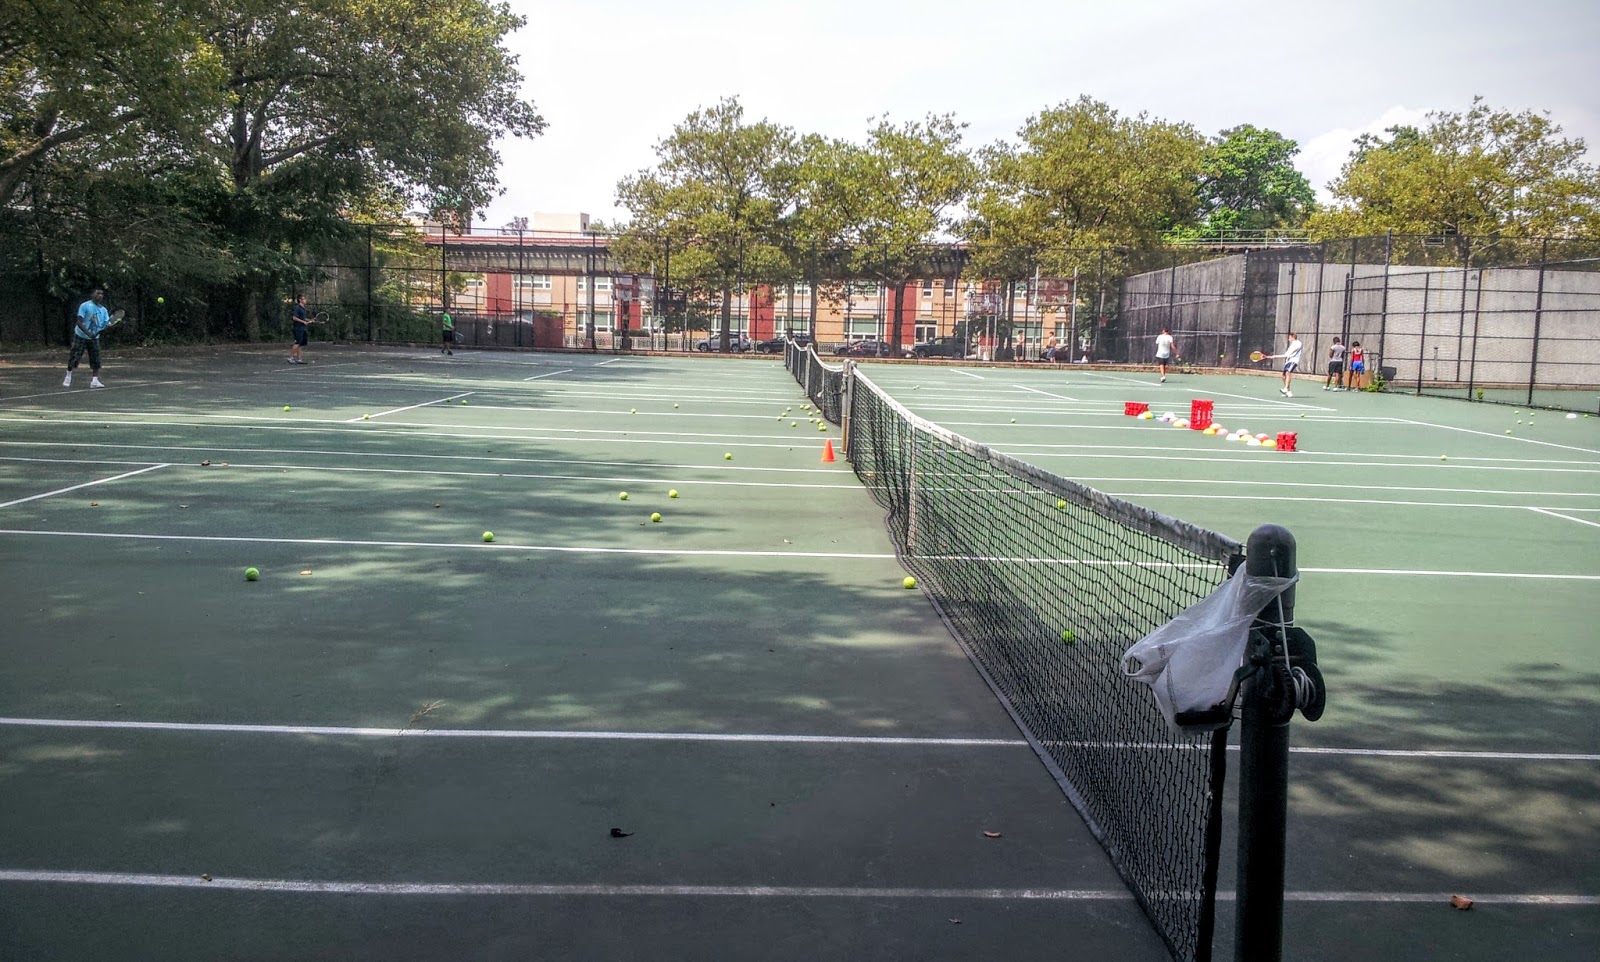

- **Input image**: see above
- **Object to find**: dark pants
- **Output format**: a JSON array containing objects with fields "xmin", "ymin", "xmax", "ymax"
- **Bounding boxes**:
[{"xmin": 67, "ymin": 335, "xmax": 101, "ymax": 372}]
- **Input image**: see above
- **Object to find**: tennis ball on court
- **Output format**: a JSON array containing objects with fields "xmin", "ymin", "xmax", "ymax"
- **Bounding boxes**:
[
  {"xmin": 461, "ymin": 399, "xmax": 468, "ymax": 405},
  {"xmin": 363, "ymin": 414, "xmax": 370, "ymax": 420},
  {"xmin": 903, "ymin": 576, "xmax": 917, "ymax": 589},
  {"xmin": 1061, "ymin": 630, "xmax": 1076, "ymax": 644},
  {"xmin": 1505, "ymin": 429, "xmax": 1512, "ymax": 434},
  {"xmin": 673, "ymin": 403, "xmax": 679, "ymax": 409},
  {"xmin": 818, "ymin": 424, "xmax": 827, "ymax": 431},
  {"xmin": 650, "ymin": 512, "xmax": 662, "ymax": 523},
  {"xmin": 619, "ymin": 492, "xmax": 629, "ymax": 501},
  {"xmin": 283, "ymin": 405, "xmax": 291, "ymax": 411},
  {"xmin": 482, "ymin": 531, "xmax": 495, "ymax": 542},
  {"xmin": 1056, "ymin": 499, "xmax": 1067, "ymax": 509},
  {"xmin": 630, "ymin": 408, "xmax": 636, "ymax": 414},
  {"xmin": 790, "ymin": 421, "xmax": 798, "ymax": 427},
  {"xmin": 1440, "ymin": 455, "xmax": 1448, "ymax": 461},
  {"xmin": 669, "ymin": 489, "xmax": 679, "ymax": 498},
  {"xmin": 1010, "ymin": 418, "xmax": 1017, "ymax": 423},
  {"xmin": 157, "ymin": 296, "xmax": 164, "ymax": 304},
  {"xmin": 724, "ymin": 453, "xmax": 733, "ymax": 460},
  {"xmin": 244, "ymin": 567, "xmax": 259, "ymax": 581}
]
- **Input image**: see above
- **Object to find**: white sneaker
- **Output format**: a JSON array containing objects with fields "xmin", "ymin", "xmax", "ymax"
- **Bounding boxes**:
[
  {"xmin": 1284, "ymin": 390, "xmax": 1293, "ymax": 397},
  {"xmin": 63, "ymin": 373, "xmax": 72, "ymax": 387},
  {"xmin": 90, "ymin": 377, "xmax": 105, "ymax": 388},
  {"xmin": 1280, "ymin": 388, "xmax": 1289, "ymax": 396},
  {"xmin": 1159, "ymin": 376, "xmax": 1166, "ymax": 383}
]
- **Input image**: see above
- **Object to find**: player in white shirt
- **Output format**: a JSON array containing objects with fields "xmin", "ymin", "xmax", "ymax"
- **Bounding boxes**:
[
  {"xmin": 1154, "ymin": 328, "xmax": 1176, "ymax": 382},
  {"xmin": 1269, "ymin": 333, "xmax": 1304, "ymax": 396}
]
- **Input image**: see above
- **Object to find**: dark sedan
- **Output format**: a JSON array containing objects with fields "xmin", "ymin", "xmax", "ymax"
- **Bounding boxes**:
[
  {"xmin": 755, "ymin": 333, "xmax": 813, "ymax": 353},
  {"xmin": 832, "ymin": 339, "xmax": 894, "ymax": 357}
]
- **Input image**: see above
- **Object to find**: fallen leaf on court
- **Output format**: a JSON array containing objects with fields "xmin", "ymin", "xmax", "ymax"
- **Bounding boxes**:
[
  {"xmin": 90, "ymin": 502, "xmax": 98, "ymax": 507},
  {"xmin": 1450, "ymin": 895, "xmax": 1473, "ymax": 911},
  {"xmin": 434, "ymin": 503, "xmax": 442, "ymax": 508},
  {"xmin": 200, "ymin": 460, "xmax": 211, "ymax": 466},
  {"xmin": 983, "ymin": 831, "xmax": 1002, "ymax": 838},
  {"xmin": 201, "ymin": 874, "xmax": 212, "ymax": 881},
  {"xmin": 299, "ymin": 570, "xmax": 313, "ymax": 576},
  {"xmin": 179, "ymin": 504, "xmax": 188, "ymax": 509},
  {"xmin": 609, "ymin": 828, "xmax": 633, "ymax": 838},
  {"xmin": 949, "ymin": 918, "xmax": 961, "ymax": 924}
]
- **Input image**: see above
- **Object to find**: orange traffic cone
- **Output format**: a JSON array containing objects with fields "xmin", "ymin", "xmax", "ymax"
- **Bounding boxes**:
[{"xmin": 821, "ymin": 439, "xmax": 836, "ymax": 462}]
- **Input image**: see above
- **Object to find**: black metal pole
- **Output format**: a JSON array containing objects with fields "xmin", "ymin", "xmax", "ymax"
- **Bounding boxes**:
[{"xmin": 1237, "ymin": 524, "xmax": 1296, "ymax": 962}]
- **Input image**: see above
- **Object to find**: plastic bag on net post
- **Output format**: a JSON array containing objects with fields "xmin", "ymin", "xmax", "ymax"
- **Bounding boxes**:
[{"xmin": 1120, "ymin": 566, "xmax": 1298, "ymax": 733}]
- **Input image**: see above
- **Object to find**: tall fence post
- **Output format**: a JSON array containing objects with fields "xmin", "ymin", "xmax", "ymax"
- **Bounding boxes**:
[
  {"xmin": 1376, "ymin": 232, "xmax": 1393, "ymax": 378},
  {"xmin": 1526, "ymin": 238, "xmax": 1550, "ymax": 407}
]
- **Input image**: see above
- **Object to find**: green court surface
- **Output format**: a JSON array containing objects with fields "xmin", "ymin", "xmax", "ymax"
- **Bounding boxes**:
[{"xmin": 1, "ymin": 345, "xmax": 1595, "ymax": 960}]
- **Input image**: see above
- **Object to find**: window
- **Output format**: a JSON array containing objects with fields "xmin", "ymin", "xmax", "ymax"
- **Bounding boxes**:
[
  {"xmin": 577, "ymin": 309, "xmax": 611, "ymax": 332},
  {"xmin": 845, "ymin": 316, "xmax": 879, "ymax": 339},
  {"xmin": 521, "ymin": 274, "xmax": 551, "ymax": 291},
  {"xmin": 849, "ymin": 281, "xmax": 880, "ymax": 297},
  {"xmin": 1055, "ymin": 321, "xmax": 1072, "ymax": 340},
  {"xmin": 914, "ymin": 323, "xmax": 937, "ymax": 342},
  {"xmin": 576, "ymin": 276, "xmax": 612, "ymax": 292},
  {"xmin": 944, "ymin": 278, "xmax": 956, "ymax": 294}
]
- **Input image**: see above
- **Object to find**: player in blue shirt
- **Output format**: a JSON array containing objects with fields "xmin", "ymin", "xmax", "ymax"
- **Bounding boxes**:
[{"xmin": 64, "ymin": 289, "xmax": 111, "ymax": 388}]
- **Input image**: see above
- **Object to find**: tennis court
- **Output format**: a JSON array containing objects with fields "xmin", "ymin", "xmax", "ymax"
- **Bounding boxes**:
[{"xmin": 1, "ymin": 343, "xmax": 1595, "ymax": 960}]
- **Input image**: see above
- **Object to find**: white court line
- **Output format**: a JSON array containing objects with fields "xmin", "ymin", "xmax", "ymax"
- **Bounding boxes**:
[
  {"xmin": 597, "ymin": 358, "xmax": 625, "ymax": 366},
  {"xmin": 0, "ymin": 869, "xmax": 1589, "ymax": 905},
  {"xmin": 522, "ymin": 368, "xmax": 574, "ymax": 381},
  {"xmin": 1398, "ymin": 417, "xmax": 1600, "ymax": 456},
  {"xmin": 0, "ymin": 464, "xmax": 170, "ymax": 509},
  {"xmin": 1106, "ymin": 491, "xmax": 1596, "ymax": 512},
  {"xmin": 0, "ymin": 416, "xmax": 827, "ymax": 452},
  {"xmin": 1005, "ymin": 449, "xmax": 1600, "ymax": 475},
  {"xmin": 0, "ymin": 440, "xmax": 845, "ymax": 475},
  {"xmin": 3, "ymin": 529, "xmax": 1593, "ymax": 580},
  {"xmin": 1013, "ymin": 385, "xmax": 1079, "ymax": 402},
  {"xmin": 0, "ymin": 870, "xmax": 1591, "ymax": 905},
  {"xmin": 185, "ymin": 461, "xmax": 859, "ymax": 492},
  {"xmin": 0, "ymin": 718, "xmax": 1015, "ymax": 747},
  {"xmin": 0, "ymin": 529, "xmax": 895, "ymax": 560},
  {"xmin": 1528, "ymin": 507, "xmax": 1600, "ymax": 530},
  {"xmin": 3, "ymin": 717, "xmax": 1595, "ymax": 762},
  {"xmin": 951, "ymin": 369, "xmax": 984, "ymax": 379},
  {"xmin": 1050, "ymin": 476, "xmax": 1600, "ymax": 500},
  {"xmin": 354, "ymin": 392, "xmax": 475, "ymax": 422},
  {"xmin": 0, "ymin": 379, "xmax": 189, "ymax": 403}
]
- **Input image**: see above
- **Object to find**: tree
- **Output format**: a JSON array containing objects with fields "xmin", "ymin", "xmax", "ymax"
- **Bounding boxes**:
[
  {"xmin": 1309, "ymin": 99, "xmax": 1600, "ymax": 240},
  {"xmin": 0, "ymin": 0, "xmax": 224, "ymax": 207},
  {"xmin": 964, "ymin": 97, "xmax": 1204, "ymax": 354},
  {"xmin": 1193, "ymin": 125, "xmax": 1315, "ymax": 235},
  {"xmin": 795, "ymin": 115, "xmax": 974, "ymax": 350},
  {"xmin": 614, "ymin": 97, "xmax": 799, "ymax": 350},
  {"xmin": 965, "ymin": 96, "xmax": 1206, "ymax": 274}
]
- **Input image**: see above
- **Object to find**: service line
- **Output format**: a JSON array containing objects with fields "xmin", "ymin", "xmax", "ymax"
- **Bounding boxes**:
[{"xmin": 0, "ymin": 464, "xmax": 170, "ymax": 510}]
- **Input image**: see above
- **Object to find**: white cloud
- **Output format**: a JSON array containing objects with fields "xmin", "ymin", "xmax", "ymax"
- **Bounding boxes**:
[{"xmin": 1298, "ymin": 105, "xmax": 1431, "ymax": 203}]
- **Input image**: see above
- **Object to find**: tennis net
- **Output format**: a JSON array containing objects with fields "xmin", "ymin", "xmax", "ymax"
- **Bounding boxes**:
[
  {"xmin": 791, "ymin": 348, "xmax": 1242, "ymax": 962},
  {"xmin": 784, "ymin": 338, "xmax": 845, "ymax": 422}
]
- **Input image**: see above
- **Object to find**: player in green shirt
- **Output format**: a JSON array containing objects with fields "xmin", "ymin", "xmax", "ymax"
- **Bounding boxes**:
[{"xmin": 441, "ymin": 311, "xmax": 454, "ymax": 355}]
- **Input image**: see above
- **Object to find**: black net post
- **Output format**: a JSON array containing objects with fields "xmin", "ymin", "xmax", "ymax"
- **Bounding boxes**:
[{"xmin": 1236, "ymin": 524, "xmax": 1298, "ymax": 962}]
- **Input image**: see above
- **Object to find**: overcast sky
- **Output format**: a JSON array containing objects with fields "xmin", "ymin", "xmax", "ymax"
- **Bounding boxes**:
[{"xmin": 481, "ymin": 0, "xmax": 1599, "ymax": 228}]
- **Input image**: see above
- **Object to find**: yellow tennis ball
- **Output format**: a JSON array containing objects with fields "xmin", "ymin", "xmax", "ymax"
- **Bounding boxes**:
[
  {"xmin": 1056, "ymin": 499, "xmax": 1067, "ymax": 509},
  {"xmin": 902, "ymin": 576, "xmax": 916, "ymax": 589},
  {"xmin": 482, "ymin": 531, "xmax": 494, "ymax": 542},
  {"xmin": 724, "ymin": 453, "xmax": 732, "ymax": 460},
  {"xmin": 668, "ymin": 489, "xmax": 679, "ymax": 498},
  {"xmin": 1440, "ymin": 455, "xmax": 1448, "ymax": 461},
  {"xmin": 244, "ymin": 567, "xmax": 259, "ymax": 581},
  {"xmin": 619, "ymin": 492, "xmax": 629, "ymax": 501},
  {"xmin": 283, "ymin": 405, "xmax": 291, "ymax": 411},
  {"xmin": 156, "ymin": 296, "xmax": 164, "ymax": 304},
  {"xmin": 650, "ymin": 512, "xmax": 662, "ymax": 523},
  {"xmin": 362, "ymin": 414, "xmax": 370, "ymax": 420},
  {"xmin": 1061, "ymin": 630, "xmax": 1076, "ymax": 644}
]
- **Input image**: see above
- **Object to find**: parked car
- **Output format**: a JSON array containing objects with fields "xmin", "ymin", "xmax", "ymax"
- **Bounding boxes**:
[
  {"xmin": 832, "ymin": 339, "xmax": 894, "ymax": 358},
  {"xmin": 755, "ymin": 332, "xmax": 813, "ymax": 353},
  {"xmin": 908, "ymin": 336, "xmax": 970, "ymax": 359},
  {"xmin": 695, "ymin": 335, "xmax": 751, "ymax": 353}
]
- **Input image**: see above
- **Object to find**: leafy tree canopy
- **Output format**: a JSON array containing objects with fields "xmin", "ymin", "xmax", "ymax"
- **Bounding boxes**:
[
  {"xmin": 1310, "ymin": 98, "xmax": 1600, "ymax": 239},
  {"xmin": 1192, "ymin": 124, "xmax": 1315, "ymax": 234}
]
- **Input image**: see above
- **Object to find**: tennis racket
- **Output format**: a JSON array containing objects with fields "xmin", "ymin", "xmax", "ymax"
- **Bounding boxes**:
[
  {"xmin": 107, "ymin": 308, "xmax": 127, "ymax": 327},
  {"xmin": 1249, "ymin": 350, "xmax": 1267, "ymax": 362},
  {"xmin": 310, "ymin": 311, "xmax": 328, "ymax": 324}
]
